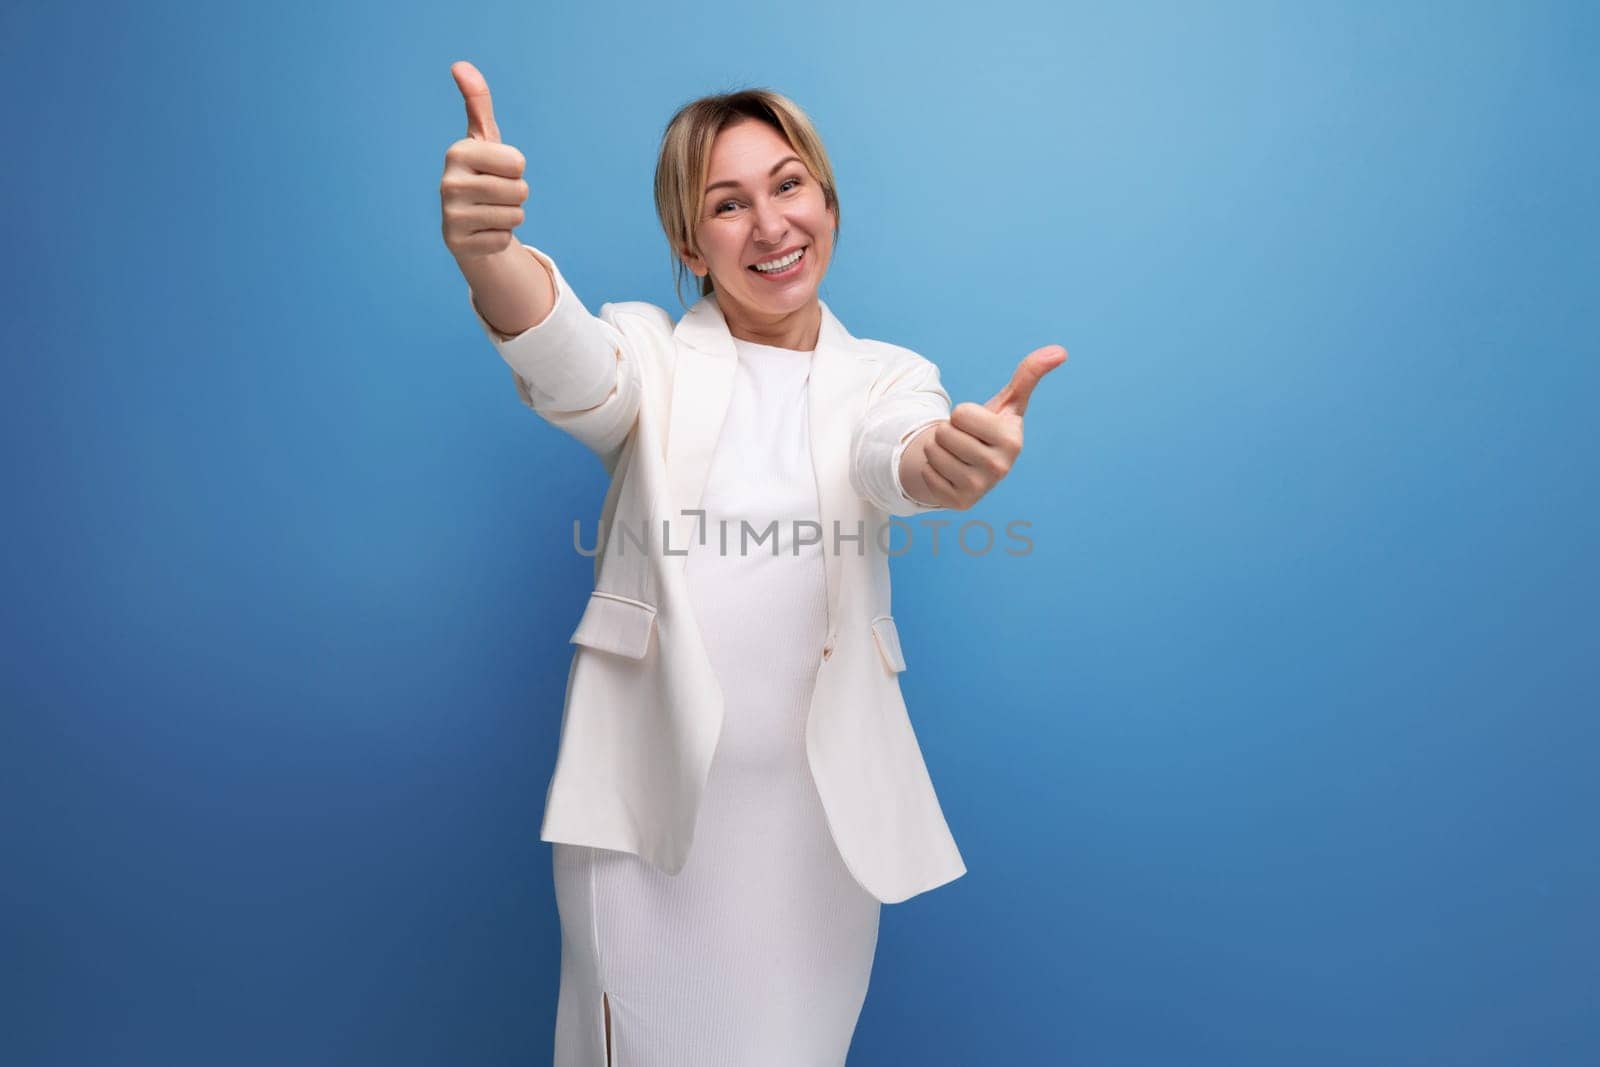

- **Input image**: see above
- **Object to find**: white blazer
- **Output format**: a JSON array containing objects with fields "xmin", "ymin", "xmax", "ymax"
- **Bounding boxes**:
[{"xmin": 468, "ymin": 243, "xmax": 966, "ymax": 904}]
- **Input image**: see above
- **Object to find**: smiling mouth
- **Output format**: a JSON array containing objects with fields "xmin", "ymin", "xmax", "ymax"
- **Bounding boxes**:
[{"xmin": 749, "ymin": 247, "xmax": 807, "ymax": 275}]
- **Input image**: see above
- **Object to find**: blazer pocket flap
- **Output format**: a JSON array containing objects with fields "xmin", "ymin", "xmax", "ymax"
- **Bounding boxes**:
[
  {"xmin": 870, "ymin": 615, "xmax": 907, "ymax": 673},
  {"xmin": 570, "ymin": 591, "xmax": 657, "ymax": 659}
]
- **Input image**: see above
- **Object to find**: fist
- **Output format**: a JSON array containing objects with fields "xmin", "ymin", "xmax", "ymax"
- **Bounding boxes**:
[
  {"xmin": 439, "ymin": 61, "xmax": 530, "ymax": 259},
  {"xmin": 901, "ymin": 345, "xmax": 1067, "ymax": 510}
]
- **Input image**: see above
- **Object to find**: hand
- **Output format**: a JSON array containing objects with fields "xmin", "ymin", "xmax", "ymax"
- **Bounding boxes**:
[
  {"xmin": 439, "ymin": 61, "xmax": 530, "ymax": 260},
  {"xmin": 900, "ymin": 345, "xmax": 1067, "ymax": 510}
]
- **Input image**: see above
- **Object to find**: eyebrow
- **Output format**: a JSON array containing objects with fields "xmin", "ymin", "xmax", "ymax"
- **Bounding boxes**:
[{"xmin": 703, "ymin": 156, "xmax": 805, "ymax": 197}]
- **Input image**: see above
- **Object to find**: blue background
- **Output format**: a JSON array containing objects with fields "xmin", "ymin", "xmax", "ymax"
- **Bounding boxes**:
[{"xmin": 3, "ymin": 1, "xmax": 1595, "ymax": 1063}]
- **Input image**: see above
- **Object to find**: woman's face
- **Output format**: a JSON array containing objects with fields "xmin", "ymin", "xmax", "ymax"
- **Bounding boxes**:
[{"xmin": 682, "ymin": 118, "xmax": 836, "ymax": 325}]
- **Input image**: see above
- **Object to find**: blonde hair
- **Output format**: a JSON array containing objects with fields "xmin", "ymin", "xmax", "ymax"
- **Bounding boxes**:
[{"xmin": 653, "ymin": 88, "xmax": 841, "ymax": 309}]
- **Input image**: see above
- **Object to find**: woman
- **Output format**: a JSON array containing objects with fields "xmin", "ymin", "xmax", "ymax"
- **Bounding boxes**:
[{"xmin": 440, "ymin": 60, "xmax": 1063, "ymax": 1066}]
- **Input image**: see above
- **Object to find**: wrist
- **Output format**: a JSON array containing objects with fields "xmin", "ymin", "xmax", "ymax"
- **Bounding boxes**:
[{"xmin": 897, "ymin": 426, "xmax": 942, "ymax": 507}]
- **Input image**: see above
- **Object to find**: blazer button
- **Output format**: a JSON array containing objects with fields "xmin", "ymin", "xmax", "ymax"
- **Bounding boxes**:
[{"xmin": 822, "ymin": 638, "xmax": 835, "ymax": 661}]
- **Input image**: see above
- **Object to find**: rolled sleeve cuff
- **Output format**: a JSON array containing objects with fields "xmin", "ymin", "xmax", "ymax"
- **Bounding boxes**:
[
  {"xmin": 891, "ymin": 417, "xmax": 947, "ymax": 513},
  {"xmin": 467, "ymin": 244, "xmax": 619, "ymax": 412}
]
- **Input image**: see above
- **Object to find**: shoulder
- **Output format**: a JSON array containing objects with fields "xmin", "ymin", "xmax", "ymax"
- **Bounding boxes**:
[
  {"xmin": 597, "ymin": 299, "xmax": 676, "ymax": 337},
  {"xmin": 850, "ymin": 334, "xmax": 919, "ymax": 363},
  {"xmin": 830, "ymin": 308, "xmax": 934, "ymax": 372},
  {"xmin": 844, "ymin": 333, "xmax": 946, "ymax": 399}
]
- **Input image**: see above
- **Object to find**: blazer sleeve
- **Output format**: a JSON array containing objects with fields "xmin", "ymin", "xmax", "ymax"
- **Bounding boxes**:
[
  {"xmin": 850, "ymin": 345, "xmax": 952, "ymax": 516},
  {"xmin": 467, "ymin": 243, "xmax": 641, "ymax": 464}
]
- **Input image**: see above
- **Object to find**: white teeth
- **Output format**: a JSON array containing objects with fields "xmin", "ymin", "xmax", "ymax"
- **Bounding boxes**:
[{"xmin": 753, "ymin": 248, "xmax": 804, "ymax": 272}]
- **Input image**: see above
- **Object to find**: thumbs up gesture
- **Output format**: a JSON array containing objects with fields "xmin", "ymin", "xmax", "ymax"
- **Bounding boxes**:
[
  {"xmin": 439, "ymin": 61, "xmax": 530, "ymax": 259},
  {"xmin": 898, "ymin": 345, "xmax": 1068, "ymax": 511}
]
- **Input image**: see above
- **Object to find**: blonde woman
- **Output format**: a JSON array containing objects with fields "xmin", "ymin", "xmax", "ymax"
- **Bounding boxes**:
[{"xmin": 440, "ymin": 60, "xmax": 1064, "ymax": 1066}]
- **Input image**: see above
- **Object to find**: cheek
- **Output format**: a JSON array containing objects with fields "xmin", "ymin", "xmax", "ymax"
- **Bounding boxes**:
[
  {"xmin": 812, "ymin": 207, "xmax": 836, "ymax": 250},
  {"xmin": 813, "ymin": 230, "xmax": 836, "ymax": 264},
  {"xmin": 703, "ymin": 235, "xmax": 740, "ymax": 267}
]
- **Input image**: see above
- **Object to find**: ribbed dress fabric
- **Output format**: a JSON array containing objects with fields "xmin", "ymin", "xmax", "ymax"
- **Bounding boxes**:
[{"xmin": 550, "ymin": 337, "xmax": 883, "ymax": 1066}]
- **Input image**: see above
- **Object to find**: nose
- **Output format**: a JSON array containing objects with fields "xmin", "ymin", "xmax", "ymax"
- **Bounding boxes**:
[{"xmin": 751, "ymin": 199, "xmax": 787, "ymax": 246}]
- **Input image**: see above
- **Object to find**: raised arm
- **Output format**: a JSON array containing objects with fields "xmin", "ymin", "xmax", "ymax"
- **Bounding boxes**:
[
  {"xmin": 441, "ymin": 62, "xmax": 553, "ymax": 334},
  {"xmin": 440, "ymin": 61, "xmax": 640, "ymax": 463}
]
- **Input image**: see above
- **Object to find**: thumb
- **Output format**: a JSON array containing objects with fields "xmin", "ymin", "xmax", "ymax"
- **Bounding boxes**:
[
  {"xmin": 984, "ymin": 345, "xmax": 1067, "ymax": 417},
  {"xmin": 451, "ymin": 60, "xmax": 501, "ymax": 143}
]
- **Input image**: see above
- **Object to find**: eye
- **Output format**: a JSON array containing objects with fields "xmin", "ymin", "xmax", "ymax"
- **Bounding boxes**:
[{"xmin": 712, "ymin": 176, "xmax": 803, "ymax": 216}]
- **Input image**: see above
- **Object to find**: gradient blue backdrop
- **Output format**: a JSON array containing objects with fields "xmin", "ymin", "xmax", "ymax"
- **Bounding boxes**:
[{"xmin": 3, "ymin": 1, "xmax": 1595, "ymax": 1064}]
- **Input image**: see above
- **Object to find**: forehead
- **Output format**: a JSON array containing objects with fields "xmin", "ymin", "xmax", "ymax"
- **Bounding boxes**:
[{"xmin": 705, "ymin": 119, "xmax": 798, "ymax": 179}]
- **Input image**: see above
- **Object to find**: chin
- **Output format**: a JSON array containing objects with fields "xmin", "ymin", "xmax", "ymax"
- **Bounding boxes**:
[
  {"xmin": 756, "ymin": 291, "xmax": 815, "ymax": 316},
  {"xmin": 732, "ymin": 280, "xmax": 808, "ymax": 310}
]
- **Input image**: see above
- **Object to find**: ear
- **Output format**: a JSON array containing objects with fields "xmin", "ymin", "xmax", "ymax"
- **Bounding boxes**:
[{"xmin": 679, "ymin": 245, "xmax": 707, "ymax": 278}]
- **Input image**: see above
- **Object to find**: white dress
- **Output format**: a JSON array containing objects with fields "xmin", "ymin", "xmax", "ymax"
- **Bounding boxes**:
[{"xmin": 550, "ymin": 337, "xmax": 883, "ymax": 1066}]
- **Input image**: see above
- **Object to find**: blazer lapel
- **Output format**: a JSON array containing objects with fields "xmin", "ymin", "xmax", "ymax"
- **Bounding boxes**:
[
  {"xmin": 666, "ymin": 294, "xmax": 739, "ymax": 554},
  {"xmin": 807, "ymin": 301, "xmax": 863, "ymax": 645}
]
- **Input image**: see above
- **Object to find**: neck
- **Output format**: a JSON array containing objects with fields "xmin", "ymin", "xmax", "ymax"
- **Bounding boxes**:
[{"xmin": 718, "ymin": 295, "xmax": 822, "ymax": 351}]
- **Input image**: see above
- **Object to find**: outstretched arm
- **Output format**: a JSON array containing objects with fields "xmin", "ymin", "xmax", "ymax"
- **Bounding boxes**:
[{"xmin": 442, "ymin": 61, "xmax": 641, "ymax": 462}]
